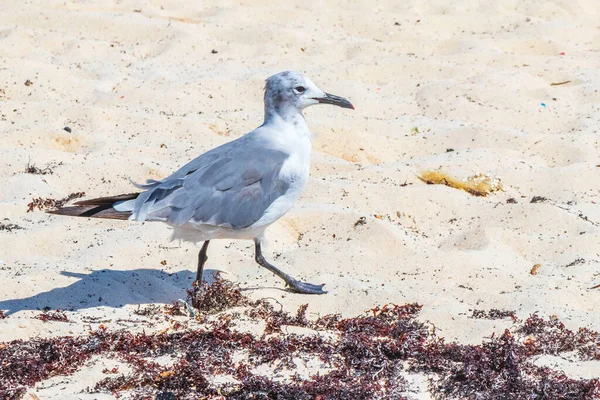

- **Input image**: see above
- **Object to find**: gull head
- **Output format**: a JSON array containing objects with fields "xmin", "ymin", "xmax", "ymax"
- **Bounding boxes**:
[{"xmin": 264, "ymin": 71, "xmax": 353, "ymax": 121}]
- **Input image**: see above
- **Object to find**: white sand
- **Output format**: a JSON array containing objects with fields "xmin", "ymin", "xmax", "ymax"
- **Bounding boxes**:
[{"xmin": 1, "ymin": 0, "xmax": 599, "ymax": 397}]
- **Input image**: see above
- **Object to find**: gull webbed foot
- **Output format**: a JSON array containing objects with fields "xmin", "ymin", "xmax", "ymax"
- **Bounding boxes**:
[{"xmin": 284, "ymin": 279, "xmax": 327, "ymax": 295}]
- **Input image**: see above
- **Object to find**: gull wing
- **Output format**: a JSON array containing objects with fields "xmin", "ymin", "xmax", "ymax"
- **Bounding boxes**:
[{"xmin": 131, "ymin": 135, "xmax": 290, "ymax": 229}]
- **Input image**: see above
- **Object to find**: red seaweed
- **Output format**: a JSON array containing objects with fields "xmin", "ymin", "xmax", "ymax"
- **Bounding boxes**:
[{"xmin": 1, "ymin": 276, "xmax": 599, "ymax": 399}]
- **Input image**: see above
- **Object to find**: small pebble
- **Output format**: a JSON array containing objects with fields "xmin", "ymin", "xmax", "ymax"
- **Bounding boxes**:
[
  {"xmin": 64, "ymin": 126, "xmax": 71, "ymax": 133},
  {"xmin": 211, "ymin": 49, "xmax": 218, "ymax": 54}
]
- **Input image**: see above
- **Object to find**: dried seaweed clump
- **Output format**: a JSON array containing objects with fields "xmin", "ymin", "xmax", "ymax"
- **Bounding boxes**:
[
  {"xmin": 419, "ymin": 170, "xmax": 502, "ymax": 196},
  {"xmin": 34, "ymin": 310, "xmax": 69, "ymax": 323},
  {"xmin": 1, "ymin": 278, "xmax": 600, "ymax": 399},
  {"xmin": 187, "ymin": 274, "xmax": 249, "ymax": 313},
  {"xmin": 0, "ymin": 335, "xmax": 94, "ymax": 397},
  {"xmin": 133, "ymin": 304, "xmax": 162, "ymax": 317},
  {"xmin": 430, "ymin": 329, "xmax": 600, "ymax": 399},
  {"xmin": 163, "ymin": 302, "xmax": 187, "ymax": 316},
  {"xmin": 517, "ymin": 313, "xmax": 600, "ymax": 360},
  {"xmin": 27, "ymin": 192, "xmax": 85, "ymax": 213}
]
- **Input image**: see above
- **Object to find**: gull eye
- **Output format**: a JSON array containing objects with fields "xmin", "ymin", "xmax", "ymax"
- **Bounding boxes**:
[{"xmin": 295, "ymin": 86, "xmax": 306, "ymax": 93}]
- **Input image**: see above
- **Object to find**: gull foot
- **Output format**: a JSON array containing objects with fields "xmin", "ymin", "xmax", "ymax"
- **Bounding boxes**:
[{"xmin": 285, "ymin": 279, "xmax": 327, "ymax": 295}]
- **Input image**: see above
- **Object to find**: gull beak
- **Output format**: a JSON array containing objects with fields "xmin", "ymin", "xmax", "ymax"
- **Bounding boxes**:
[{"xmin": 314, "ymin": 93, "xmax": 354, "ymax": 110}]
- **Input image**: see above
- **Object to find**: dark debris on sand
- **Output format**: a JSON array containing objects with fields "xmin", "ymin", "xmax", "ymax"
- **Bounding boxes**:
[
  {"xmin": 470, "ymin": 308, "xmax": 516, "ymax": 320},
  {"xmin": 25, "ymin": 162, "xmax": 53, "ymax": 175},
  {"xmin": 0, "ymin": 220, "xmax": 24, "ymax": 232},
  {"xmin": 1, "ymin": 276, "xmax": 599, "ymax": 399},
  {"xmin": 27, "ymin": 192, "xmax": 85, "ymax": 213}
]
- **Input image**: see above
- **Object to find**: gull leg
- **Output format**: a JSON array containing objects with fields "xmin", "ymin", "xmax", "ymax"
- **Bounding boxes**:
[
  {"xmin": 254, "ymin": 240, "xmax": 326, "ymax": 295},
  {"xmin": 195, "ymin": 240, "xmax": 210, "ymax": 283}
]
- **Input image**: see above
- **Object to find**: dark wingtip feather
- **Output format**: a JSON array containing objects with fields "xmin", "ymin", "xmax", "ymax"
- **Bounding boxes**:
[
  {"xmin": 74, "ymin": 193, "xmax": 140, "ymax": 206},
  {"xmin": 47, "ymin": 192, "xmax": 137, "ymax": 220},
  {"xmin": 47, "ymin": 205, "xmax": 131, "ymax": 220}
]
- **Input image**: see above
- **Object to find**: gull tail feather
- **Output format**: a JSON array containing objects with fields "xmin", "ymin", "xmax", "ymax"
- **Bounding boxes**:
[{"xmin": 47, "ymin": 193, "xmax": 140, "ymax": 220}]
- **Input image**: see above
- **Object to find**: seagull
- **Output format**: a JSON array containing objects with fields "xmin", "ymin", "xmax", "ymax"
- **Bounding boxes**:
[{"xmin": 49, "ymin": 71, "xmax": 354, "ymax": 295}]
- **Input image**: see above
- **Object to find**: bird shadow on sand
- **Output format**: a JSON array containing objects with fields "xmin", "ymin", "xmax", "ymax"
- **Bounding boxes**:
[{"xmin": 0, "ymin": 268, "xmax": 223, "ymax": 316}]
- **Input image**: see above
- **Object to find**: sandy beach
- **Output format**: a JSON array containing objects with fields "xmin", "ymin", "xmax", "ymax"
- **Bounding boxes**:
[{"xmin": 1, "ymin": 0, "xmax": 599, "ymax": 397}]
